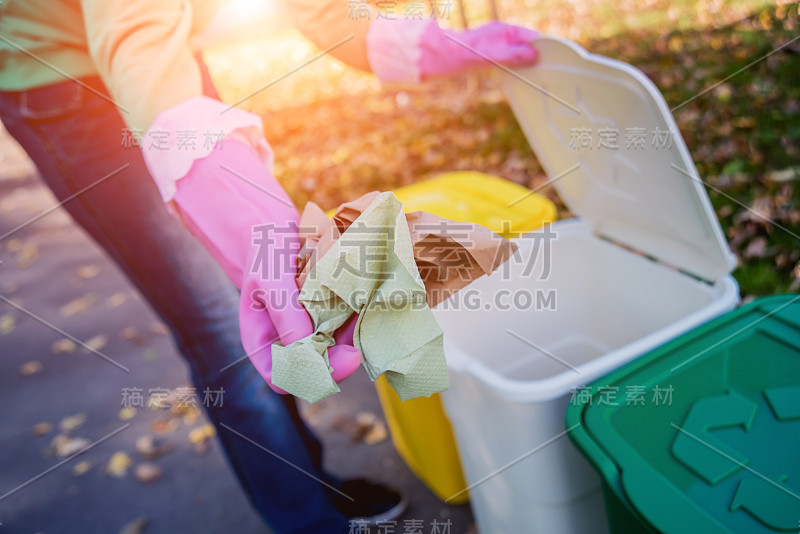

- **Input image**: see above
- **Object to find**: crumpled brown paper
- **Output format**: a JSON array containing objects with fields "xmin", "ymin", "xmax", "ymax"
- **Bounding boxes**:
[{"xmin": 297, "ymin": 191, "xmax": 518, "ymax": 306}]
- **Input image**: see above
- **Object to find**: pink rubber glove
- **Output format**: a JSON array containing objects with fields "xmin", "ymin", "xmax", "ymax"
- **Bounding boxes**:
[
  {"xmin": 169, "ymin": 139, "xmax": 362, "ymax": 391},
  {"xmin": 419, "ymin": 21, "xmax": 539, "ymax": 79},
  {"xmin": 366, "ymin": 18, "xmax": 538, "ymax": 84}
]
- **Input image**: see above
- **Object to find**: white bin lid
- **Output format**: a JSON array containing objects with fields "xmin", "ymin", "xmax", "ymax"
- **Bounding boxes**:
[{"xmin": 500, "ymin": 35, "xmax": 736, "ymax": 282}]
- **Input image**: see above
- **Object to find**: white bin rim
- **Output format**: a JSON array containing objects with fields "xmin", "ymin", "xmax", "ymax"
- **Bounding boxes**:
[
  {"xmin": 436, "ymin": 220, "xmax": 741, "ymax": 404},
  {"xmin": 441, "ymin": 278, "xmax": 739, "ymax": 404}
]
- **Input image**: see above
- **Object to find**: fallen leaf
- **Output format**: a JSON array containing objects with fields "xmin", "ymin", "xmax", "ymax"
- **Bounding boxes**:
[
  {"xmin": 333, "ymin": 412, "xmax": 389, "ymax": 444},
  {"xmin": 15, "ymin": 242, "xmax": 38, "ymax": 268},
  {"xmin": 60, "ymin": 294, "xmax": 97, "ymax": 317},
  {"xmin": 135, "ymin": 435, "xmax": 173, "ymax": 459},
  {"xmin": 5, "ymin": 237, "xmax": 23, "ymax": 252},
  {"xmin": 52, "ymin": 338, "xmax": 77, "ymax": 355},
  {"xmin": 105, "ymin": 451, "xmax": 133, "ymax": 478},
  {"xmin": 76, "ymin": 265, "xmax": 100, "ymax": 279},
  {"xmin": 84, "ymin": 334, "xmax": 108, "ymax": 352},
  {"xmin": 713, "ymin": 83, "xmax": 733, "ymax": 103},
  {"xmin": 19, "ymin": 360, "xmax": 42, "ymax": 377},
  {"xmin": 0, "ymin": 197, "xmax": 14, "ymax": 215},
  {"xmin": 59, "ymin": 413, "xmax": 87, "ymax": 432},
  {"xmin": 303, "ymin": 402, "xmax": 325, "ymax": 427},
  {"xmin": 743, "ymin": 236, "xmax": 770, "ymax": 259},
  {"xmin": 1, "ymin": 281, "xmax": 18, "ymax": 294},
  {"xmin": 150, "ymin": 418, "xmax": 179, "ymax": 435},
  {"xmin": 188, "ymin": 424, "xmax": 216, "ymax": 445},
  {"xmin": 119, "ymin": 406, "xmax": 137, "ymax": 421},
  {"xmin": 72, "ymin": 460, "xmax": 92, "ymax": 476},
  {"xmin": 51, "ymin": 435, "xmax": 91, "ymax": 458},
  {"xmin": 331, "ymin": 415, "xmax": 357, "ymax": 435},
  {"xmin": 118, "ymin": 516, "xmax": 148, "ymax": 534},
  {"xmin": 765, "ymin": 167, "xmax": 799, "ymax": 183},
  {"xmin": 732, "ymin": 116, "xmax": 756, "ymax": 128},
  {"xmin": 31, "ymin": 422, "xmax": 53, "ymax": 437},
  {"xmin": 189, "ymin": 425, "xmax": 214, "ymax": 454},
  {"xmin": 148, "ymin": 322, "xmax": 169, "ymax": 336},
  {"xmin": 120, "ymin": 326, "xmax": 148, "ymax": 346},
  {"xmin": 718, "ymin": 205, "xmax": 734, "ymax": 217},
  {"xmin": 135, "ymin": 435, "xmax": 155, "ymax": 456},
  {"xmin": 194, "ymin": 440, "xmax": 210, "ymax": 455},
  {"xmin": 134, "ymin": 462, "xmax": 162, "ymax": 484},
  {"xmin": 364, "ymin": 420, "xmax": 388, "ymax": 445},
  {"xmin": 182, "ymin": 407, "xmax": 200, "ymax": 426},
  {"xmin": 355, "ymin": 412, "xmax": 377, "ymax": 426},
  {"xmin": 107, "ymin": 292, "xmax": 127, "ymax": 308},
  {"xmin": 354, "ymin": 412, "xmax": 385, "ymax": 444},
  {"xmin": 0, "ymin": 313, "xmax": 16, "ymax": 335}
]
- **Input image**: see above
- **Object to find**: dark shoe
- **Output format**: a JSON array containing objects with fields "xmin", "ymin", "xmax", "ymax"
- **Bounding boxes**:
[{"xmin": 332, "ymin": 478, "xmax": 408, "ymax": 526}]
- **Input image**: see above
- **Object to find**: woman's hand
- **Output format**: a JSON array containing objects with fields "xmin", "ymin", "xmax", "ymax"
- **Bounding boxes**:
[
  {"xmin": 143, "ymin": 97, "xmax": 362, "ymax": 393},
  {"xmin": 367, "ymin": 18, "xmax": 538, "ymax": 84}
]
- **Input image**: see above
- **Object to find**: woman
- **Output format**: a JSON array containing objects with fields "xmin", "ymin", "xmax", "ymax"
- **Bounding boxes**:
[{"xmin": 0, "ymin": 1, "xmax": 537, "ymax": 531}]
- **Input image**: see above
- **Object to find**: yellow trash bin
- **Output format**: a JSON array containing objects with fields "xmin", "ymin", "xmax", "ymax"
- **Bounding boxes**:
[{"xmin": 379, "ymin": 171, "xmax": 557, "ymax": 503}]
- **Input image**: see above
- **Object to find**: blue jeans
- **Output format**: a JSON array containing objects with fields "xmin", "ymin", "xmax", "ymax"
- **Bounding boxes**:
[{"xmin": 0, "ymin": 76, "xmax": 350, "ymax": 534}]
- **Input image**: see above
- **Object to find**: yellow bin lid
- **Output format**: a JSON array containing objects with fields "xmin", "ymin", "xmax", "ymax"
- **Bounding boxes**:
[{"xmin": 392, "ymin": 171, "xmax": 556, "ymax": 238}]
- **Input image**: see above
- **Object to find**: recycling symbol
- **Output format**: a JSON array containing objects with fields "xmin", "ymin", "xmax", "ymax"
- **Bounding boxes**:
[{"xmin": 672, "ymin": 386, "xmax": 800, "ymax": 531}]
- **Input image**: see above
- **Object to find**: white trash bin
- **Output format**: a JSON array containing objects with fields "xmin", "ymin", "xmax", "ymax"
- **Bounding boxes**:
[{"xmin": 432, "ymin": 35, "xmax": 740, "ymax": 534}]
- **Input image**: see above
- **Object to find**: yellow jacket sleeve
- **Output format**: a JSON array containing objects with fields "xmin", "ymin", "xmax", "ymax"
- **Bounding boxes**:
[
  {"xmin": 283, "ymin": 0, "xmax": 374, "ymax": 72},
  {"xmin": 81, "ymin": 0, "xmax": 205, "ymax": 132}
]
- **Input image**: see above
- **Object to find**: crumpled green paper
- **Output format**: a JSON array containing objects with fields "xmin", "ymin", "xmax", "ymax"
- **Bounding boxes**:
[{"xmin": 272, "ymin": 192, "xmax": 448, "ymax": 403}]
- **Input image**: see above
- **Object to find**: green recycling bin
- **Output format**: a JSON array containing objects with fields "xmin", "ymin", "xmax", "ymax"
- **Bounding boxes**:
[{"xmin": 567, "ymin": 294, "xmax": 800, "ymax": 534}]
